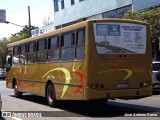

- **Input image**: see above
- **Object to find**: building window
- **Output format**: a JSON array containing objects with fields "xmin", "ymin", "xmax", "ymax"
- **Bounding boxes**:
[
  {"xmin": 61, "ymin": 0, "xmax": 65, "ymax": 9},
  {"xmin": 79, "ymin": 0, "xmax": 84, "ymax": 2},
  {"xmin": 71, "ymin": 0, "xmax": 75, "ymax": 5},
  {"xmin": 54, "ymin": 0, "xmax": 59, "ymax": 12}
]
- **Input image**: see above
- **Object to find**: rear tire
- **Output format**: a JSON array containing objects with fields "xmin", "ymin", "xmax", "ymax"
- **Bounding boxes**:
[
  {"xmin": 14, "ymin": 81, "xmax": 22, "ymax": 98},
  {"xmin": 47, "ymin": 83, "xmax": 56, "ymax": 107}
]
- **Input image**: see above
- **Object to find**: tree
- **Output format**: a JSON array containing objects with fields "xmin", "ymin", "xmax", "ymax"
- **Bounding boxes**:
[
  {"xmin": 9, "ymin": 25, "xmax": 38, "ymax": 43},
  {"xmin": 0, "ymin": 25, "xmax": 38, "ymax": 66},
  {"xmin": 123, "ymin": 8, "xmax": 160, "ymax": 59},
  {"xmin": 0, "ymin": 37, "xmax": 8, "ymax": 65}
]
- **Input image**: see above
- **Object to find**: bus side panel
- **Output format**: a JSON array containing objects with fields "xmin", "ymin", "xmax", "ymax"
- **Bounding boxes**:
[
  {"xmin": 59, "ymin": 62, "xmax": 84, "ymax": 100},
  {"xmin": 39, "ymin": 63, "xmax": 62, "ymax": 98},
  {"xmin": 6, "ymin": 65, "xmax": 25, "ymax": 90}
]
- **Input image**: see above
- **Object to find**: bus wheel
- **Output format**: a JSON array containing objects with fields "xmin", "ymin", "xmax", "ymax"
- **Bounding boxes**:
[
  {"xmin": 14, "ymin": 81, "xmax": 22, "ymax": 98},
  {"xmin": 47, "ymin": 83, "xmax": 56, "ymax": 107}
]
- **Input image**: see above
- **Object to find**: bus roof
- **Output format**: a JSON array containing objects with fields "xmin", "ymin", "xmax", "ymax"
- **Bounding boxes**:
[{"xmin": 7, "ymin": 18, "xmax": 149, "ymax": 48}]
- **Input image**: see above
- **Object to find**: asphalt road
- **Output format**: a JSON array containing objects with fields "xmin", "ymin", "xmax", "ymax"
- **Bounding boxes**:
[{"xmin": 0, "ymin": 80, "xmax": 160, "ymax": 120}]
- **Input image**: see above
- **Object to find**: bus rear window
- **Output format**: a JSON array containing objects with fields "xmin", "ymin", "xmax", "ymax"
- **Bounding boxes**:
[{"xmin": 93, "ymin": 22, "xmax": 147, "ymax": 54}]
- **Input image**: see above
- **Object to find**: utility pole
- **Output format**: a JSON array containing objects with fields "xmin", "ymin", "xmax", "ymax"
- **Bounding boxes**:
[{"xmin": 28, "ymin": 6, "xmax": 31, "ymax": 37}]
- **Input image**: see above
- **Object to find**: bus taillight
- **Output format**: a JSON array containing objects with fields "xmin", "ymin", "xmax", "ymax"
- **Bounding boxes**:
[{"xmin": 140, "ymin": 81, "xmax": 151, "ymax": 87}]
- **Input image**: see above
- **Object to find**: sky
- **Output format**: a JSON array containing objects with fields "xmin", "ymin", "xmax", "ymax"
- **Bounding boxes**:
[{"xmin": 0, "ymin": 0, "xmax": 54, "ymax": 38}]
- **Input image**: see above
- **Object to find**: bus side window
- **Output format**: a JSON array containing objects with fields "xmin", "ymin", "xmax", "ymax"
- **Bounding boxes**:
[
  {"xmin": 76, "ymin": 29, "xmax": 85, "ymax": 60},
  {"xmin": 13, "ymin": 46, "xmax": 20, "ymax": 64},
  {"xmin": 27, "ymin": 42, "xmax": 36, "ymax": 63},
  {"xmin": 37, "ymin": 39, "xmax": 47, "ymax": 62},
  {"xmin": 19, "ymin": 44, "xmax": 27, "ymax": 64},
  {"xmin": 60, "ymin": 32, "xmax": 74, "ymax": 61},
  {"xmin": 48, "ymin": 36, "xmax": 60, "ymax": 62}
]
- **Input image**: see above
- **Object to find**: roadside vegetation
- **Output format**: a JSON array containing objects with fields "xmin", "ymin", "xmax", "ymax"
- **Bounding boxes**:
[{"xmin": 123, "ymin": 8, "xmax": 160, "ymax": 59}]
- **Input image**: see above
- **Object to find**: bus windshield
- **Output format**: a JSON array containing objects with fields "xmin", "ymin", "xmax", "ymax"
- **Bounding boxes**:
[{"xmin": 93, "ymin": 22, "xmax": 146, "ymax": 54}]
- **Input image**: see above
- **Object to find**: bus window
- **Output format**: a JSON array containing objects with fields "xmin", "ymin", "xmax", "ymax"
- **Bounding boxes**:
[
  {"xmin": 27, "ymin": 42, "xmax": 36, "ymax": 63},
  {"xmin": 37, "ymin": 39, "xmax": 47, "ymax": 62},
  {"xmin": 48, "ymin": 36, "xmax": 60, "ymax": 62},
  {"xmin": 76, "ymin": 29, "xmax": 85, "ymax": 60},
  {"xmin": 19, "ymin": 44, "xmax": 27, "ymax": 64},
  {"xmin": 60, "ymin": 32, "xmax": 74, "ymax": 61},
  {"xmin": 13, "ymin": 46, "xmax": 20, "ymax": 64}
]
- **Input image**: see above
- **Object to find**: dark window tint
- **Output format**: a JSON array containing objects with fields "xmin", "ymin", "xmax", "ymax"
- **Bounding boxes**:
[
  {"xmin": 71, "ymin": 0, "xmax": 75, "ymax": 5},
  {"xmin": 37, "ymin": 39, "xmax": 47, "ymax": 62},
  {"xmin": 28, "ymin": 42, "xmax": 36, "ymax": 53},
  {"xmin": 61, "ymin": 0, "xmax": 65, "ymax": 9},
  {"xmin": 54, "ymin": 0, "xmax": 59, "ymax": 12},
  {"xmin": 48, "ymin": 49, "xmax": 59, "ymax": 62},
  {"xmin": 20, "ymin": 44, "xmax": 27, "ymax": 64},
  {"xmin": 27, "ymin": 42, "xmax": 36, "ymax": 63},
  {"xmin": 61, "ymin": 33, "xmax": 74, "ymax": 47},
  {"xmin": 75, "ymin": 29, "xmax": 85, "ymax": 60},
  {"xmin": 37, "ymin": 39, "xmax": 47, "ymax": 51},
  {"xmin": 61, "ymin": 32, "xmax": 75, "ymax": 61},
  {"xmin": 48, "ymin": 36, "xmax": 59, "ymax": 49},
  {"xmin": 153, "ymin": 63, "xmax": 160, "ymax": 71},
  {"xmin": 13, "ymin": 46, "xmax": 19, "ymax": 56},
  {"xmin": 76, "ymin": 30, "xmax": 84, "ymax": 45},
  {"xmin": 37, "ymin": 51, "xmax": 47, "ymax": 62},
  {"xmin": 79, "ymin": 0, "xmax": 84, "ymax": 2},
  {"xmin": 48, "ymin": 36, "xmax": 60, "ymax": 62},
  {"xmin": 27, "ymin": 53, "xmax": 36, "ymax": 63},
  {"xmin": 13, "ymin": 46, "xmax": 20, "ymax": 64},
  {"xmin": 21, "ymin": 44, "xmax": 27, "ymax": 54},
  {"xmin": 76, "ymin": 46, "xmax": 84, "ymax": 60},
  {"xmin": 61, "ymin": 48, "xmax": 74, "ymax": 61}
]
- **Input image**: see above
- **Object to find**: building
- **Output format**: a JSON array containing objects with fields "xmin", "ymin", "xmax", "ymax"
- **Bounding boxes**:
[{"xmin": 53, "ymin": 0, "xmax": 160, "ymax": 29}]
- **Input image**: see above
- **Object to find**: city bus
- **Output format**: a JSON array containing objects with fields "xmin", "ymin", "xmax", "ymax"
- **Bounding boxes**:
[{"xmin": 6, "ymin": 19, "xmax": 152, "ymax": 107}]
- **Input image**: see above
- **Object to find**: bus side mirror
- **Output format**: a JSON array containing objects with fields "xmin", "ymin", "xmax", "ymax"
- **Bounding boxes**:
[{"xmin": 6, "ymin": 54, "xmax": 12, "ymax": 72}]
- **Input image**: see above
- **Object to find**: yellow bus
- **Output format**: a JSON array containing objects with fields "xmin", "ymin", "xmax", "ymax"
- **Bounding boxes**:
[{"xmin": 6, "ymin": 19, "xmax": 152, "ymax": 107}]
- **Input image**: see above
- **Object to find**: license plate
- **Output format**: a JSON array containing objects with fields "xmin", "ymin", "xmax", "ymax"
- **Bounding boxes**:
[{"xmin": 116, "ymin": 82, "xmax": 129, "ymax": 88}]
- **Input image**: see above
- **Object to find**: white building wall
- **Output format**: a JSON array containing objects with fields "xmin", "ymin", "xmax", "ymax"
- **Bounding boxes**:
[
  {"xmin": 133, "ymin": 0, "xmax": 160, "ymax": 11},
  {"xmin": 54, "ymin": 0, "xmax": 132, "ymax": 27}
]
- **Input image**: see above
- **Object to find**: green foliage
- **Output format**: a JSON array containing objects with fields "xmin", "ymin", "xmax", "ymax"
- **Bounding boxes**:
[
  {"xmin": 9, "ymin": 25, "xmax": 38, "ymax": 43},
  {"xmin": 0, "ymin": 38, "xmax": 8, "ymax": 65},
  {"xmin": 0, "ymin": 25, "xmax": 38, "ymax": 66},
  {"xmin": 123, "ymin": 8, "xmax": 160, "ymax": 51}
]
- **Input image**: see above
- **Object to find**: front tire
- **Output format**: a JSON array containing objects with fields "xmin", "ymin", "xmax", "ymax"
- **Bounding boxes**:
[
  {"xmin": 47, "ymin": 83, "xmax": 56, "ymax": 107},
  {"xmin": 14, "ymin": 81, "xmax": 22, "ymax": 98}
]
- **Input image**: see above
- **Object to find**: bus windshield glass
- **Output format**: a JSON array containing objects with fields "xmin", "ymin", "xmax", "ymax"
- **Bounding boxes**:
[{"xmin": 93, "ymin": 22, "xmax": 146, "ymax": 54}]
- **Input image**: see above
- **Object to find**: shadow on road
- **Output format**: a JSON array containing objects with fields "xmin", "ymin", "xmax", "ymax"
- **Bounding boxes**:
[{"xmin": 10, "ymin": 94, "xmax": 160, "ymax": 117}]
